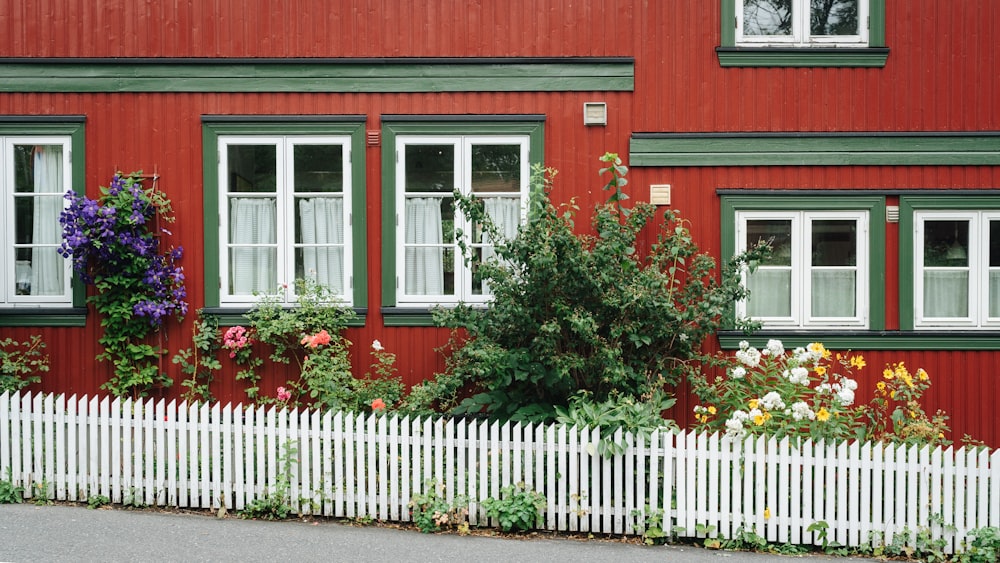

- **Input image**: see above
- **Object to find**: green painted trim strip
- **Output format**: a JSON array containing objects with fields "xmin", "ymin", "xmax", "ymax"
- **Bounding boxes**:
[
  {"xmin": 0, "ymin": 60, "xmax": 634, "ymax": 93},
  {"xmin": 381, "ymin": 311, "xmax": 439, "ymax": 327},
  {"xmin": 630, "ymin": 133, "xmax": 1000, "ymax": 167},
  {"xmin": 716, "ymin": 48, "xmax": 888, "ymax": 68},
  {"xmin": 719, "ymin": 332, "xmax": 1000, "ymax": 351},
  {"xmin": 204, "ymin": 308, "xmax": 367, "ymax": 328},
  {"xmin": 0, "ymin": 309, "xmax": 88, "ymax": 327}
]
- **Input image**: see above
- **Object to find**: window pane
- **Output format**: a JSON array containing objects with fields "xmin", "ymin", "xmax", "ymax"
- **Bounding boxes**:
[
  {"xmin": 13, "ymin": 144, "xmax": 66, "ymax": 297},
  {"xmin": 295, "ymin": 197, "xmax": 345, "ymax": 293},
  {"xmin": 812, "ymin": 270, "xmax": 855, "ymax": 317},
  {"xmin": 747, "ymin": 219, "xmax": 792, "ymax": 266},
  {"xmin": 924, "ymin": 271, "xmax": 968, "ymax": 318},
  {"xmin": 811, "ymin": 0, "xmax": 859, "ymax": 36},
  {"xmin": 228, "ymin": 145, "xmax": 276, "ymax": 193},
  {"xmin": 293, "ymin": 145, "xmax": 343, "ymax": 193},
  {"xmin": 924, "ymin": 220, "xmax": 968, "ymax": 267},
  {"xmin": 405, "ymin": 247, "xmax": 454, "ymax": 296},
  {"xmin": 990, "ymin": 220, "xmax": 1000, "ymax": 268},
  {"xmin": 229, "ymin": 197, "xmax": 277, "ymax": 295},
  {"xmin": 405, "ymin": 144, "xmax": 455, "ymax": 193},
  {"xmin": 471, "ymin": 144, "xmax": 521, "ymax": 193},
  {"xmin": 228, "ymin": 247, "xmax": 277, "ymax": 295},
  {"xmin": 744, "ymin": 0, "xmax": 792, "ymax": 36},
  {"xmin": 812, "ymin": 219, "xmax": 856, "ymax": 266},
  {"xmin": 747, "ymin": 269, "xmax": 791, "ymax": 317},
  {"xmin": 991, "ymin": 271, "xmax": 1000, "ymax": 319}
]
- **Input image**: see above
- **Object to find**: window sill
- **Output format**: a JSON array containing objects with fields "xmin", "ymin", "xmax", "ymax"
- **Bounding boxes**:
[
  {"xmin": 716, "ymin": 47, "xmax": 889, "ymax": 68},
  {"xmin": 718, "ymin": 330, "xmax": 1000, "ymax": 351},
  {"xmin": 202, "ymin": 307, "xmax": 367, "ymax": 327},
  {"xmin": 381, "ymin": 307, "xmax": 443, "ymax": 327},
  {"xmin": 0, "ymin": 307, "xmax": 88, "ymax": 327}
]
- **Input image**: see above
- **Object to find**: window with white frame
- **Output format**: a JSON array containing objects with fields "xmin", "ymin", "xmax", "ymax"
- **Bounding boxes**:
[
  {"xmin": 737, "ymin": 0, "xmax": 869, "ymax": 47},
  {"xmin": 218, "ymin": 135, "xmax": 352, "ymax": 306},
  {"xmin": 736, "ymin": 210, "xmax": 868, "ymax": 328},
  {"xmin": 2, "ymin": 136, "xmax": 73, "ymax": 307},
  {"xmin": 395, "ymin": 135, "xmax": 528, "ymax": 306},
  {"xmin": 913, "ymin": 211, "xmax": 1000, "ymax": 329}
]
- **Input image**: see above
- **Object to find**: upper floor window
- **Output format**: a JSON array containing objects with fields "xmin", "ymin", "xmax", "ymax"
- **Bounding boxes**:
[
  {"xmin": 738, "ymin": 0, "xmax": 869, "ymax": 47},
  {"xmin": 217, "ymin": 135, "xmax": 353, "ymax": 306},
  {"xmin": 2, "ymin": 136, "xmax": 73, "ymax": 307},
  {"xmin": 736, "ymin": 209, "xmax": 870, "ymax": 329},
  {"xmin": 395, "ymin": 135, "xmax": 529, "ymax": 307},
  {"xmin": 913, "ymin": 211, "xmax": 1000, "ymax": 329}
]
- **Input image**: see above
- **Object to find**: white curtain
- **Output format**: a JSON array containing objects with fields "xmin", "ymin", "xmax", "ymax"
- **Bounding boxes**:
[
  {"xmin": 299, "ymin": 197, "xmax": 344, "ymax": 294},
  {"xmin": 480, "ymin": 198, "xmax": 520, "ymax": 294},
  {"xmin": 924, "ymin": 271, "xmax": 968, "ymax": 318},
  {"xmin": 405, "ymin": 197, "xmax": 443, "ymax": 295},
  {"xmin": 991, "ymin": 271, "xmax": 1000, "ymax": 318},
  {"xmin": 230, "ymin": 198, "xmax": 276, "ymax": 295},
  {"xmin": 811, "ymin": 270, "xmax": 856, "ymax": 317},
  {"xmin": 31, "ymin": 147, "xmax": 64, "ymax": 296},
  {"xmin": 747, "ymin": 269, "xmax": 791, "ymax": 317}
]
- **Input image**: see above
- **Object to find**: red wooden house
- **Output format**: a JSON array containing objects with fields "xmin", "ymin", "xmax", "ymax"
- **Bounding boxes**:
[{"xmin": 2, "ymin": 1, "xmax": 999, "ymax": 445}]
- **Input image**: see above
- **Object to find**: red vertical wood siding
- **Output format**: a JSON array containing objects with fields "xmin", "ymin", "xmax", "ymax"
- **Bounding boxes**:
[{"xmin": 1, "ymin": 1, "xmax": 999, "ymax": 446}]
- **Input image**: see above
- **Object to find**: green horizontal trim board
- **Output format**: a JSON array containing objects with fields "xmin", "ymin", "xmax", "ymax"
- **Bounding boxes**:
[
  {"xmin": 719, "ymin": 332, "xmax": 1000, "ymax": 351},
  {"xmin": 716, "ymin": 48, "xmax": 888, "ymax": 68},
  {"xmin": 630, "ymin": 133, "xmax": 1000, "ymax": 167},
  {"xmin": 0, "ymin": 59, "xmax": 634, "ymax": 93},
  {"xmin": 203, "ymin": 309, "xmax": 367, "ymax": 328},
  {"xmin": 0, "ymin": 310, "xmax": 88, "ymax": 327},
  {"xmin": 381, "ymin": 312, "xmax": 438, "ymax": 327}
]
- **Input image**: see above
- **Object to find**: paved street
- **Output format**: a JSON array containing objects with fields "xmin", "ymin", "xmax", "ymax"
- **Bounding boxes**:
[{"xmin": 0, "ymin": 503, "xmax": 880, "ymax": 563}]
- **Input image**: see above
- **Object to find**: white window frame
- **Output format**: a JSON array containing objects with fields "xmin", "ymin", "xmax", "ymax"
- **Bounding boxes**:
[
  {"xmin": 736, "ymin": 0, "xmax": 869, "ymax": 47},
  {"xmin": 394, "ymin": 134, "xmax": 529, "ymax": 307},
  {"xmin": 2, "ymin": 136, "xmax": 74, "ymax": 307},
  {"xmin": 217, "ymin": 135, "xmax": 353, "ymax": 307},
  {"xmin": 913, "ymin": 210, "xmax": 1000, "ymax": 329},
  {"xmin": 736, "ymin": 209, "xmax": 869, "ymax": 329}
]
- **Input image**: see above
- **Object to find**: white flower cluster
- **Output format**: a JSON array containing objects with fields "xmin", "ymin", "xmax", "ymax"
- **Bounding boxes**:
[
  {"xmin": 759, "ymin": 391, "xmax": 785, "ymax": 411},
  {"xmin": 784, "ymin": 366, "xmax": 810, "ymax": 385},
  {"xmin": 789, "ymin": 401, "xmax": 816, "ymax": 421},
  {"xmin": 730, "ymin": 366, "xmax": 747, "ymax": 379},
  {"xmin": 725, "ymin": 410, "xmax": 749, "ymax": 438},
  {"xmin": 816, "ymin": 377, "xmax": 859, "ymax": 406},
  {"xmin": 735, "ymin": 341, "xmax": 762, "ymax": 368},
  {"xmin": 763, "ymin": 339, "xmax": 784, "ymax": 357}
]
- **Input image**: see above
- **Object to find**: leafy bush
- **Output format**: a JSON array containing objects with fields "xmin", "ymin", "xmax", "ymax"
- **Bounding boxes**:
[
  {"xmin": 0, "ymin": 469, "xmax": 24, "ymax": 504},
  {"xmin": 171, "ymin": 311, "xmax": 222, "ymax": 403},
  {"xmin": 0, "ymin": 336, "xmax": 49, "ymax": 393},
  {"xmin": 958, "ymin": 527, "xmax": 1000, "ymax": 563},
  {"xmin": 433, "ymin": 155, "xmax": 766, "ymax": 422},
  {"xmin": 554, "ymin": 389, "xmax": 677, "ymax": 455},
  {"xmin": 408, "ymin": 480, "xmax": 470, "ymax": 533},
  {"xmin": 482, "ymin": 483, "xmax": 546, "ymax": 532},
  {"xmin": 59, "ymin": 172, "xmax": 187, "ymax": 397}
]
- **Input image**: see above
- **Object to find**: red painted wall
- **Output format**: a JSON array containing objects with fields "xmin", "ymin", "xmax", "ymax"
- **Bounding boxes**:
[{"xmin": 1, "ymin": 1, "xmax": 999, "ymax": 445}]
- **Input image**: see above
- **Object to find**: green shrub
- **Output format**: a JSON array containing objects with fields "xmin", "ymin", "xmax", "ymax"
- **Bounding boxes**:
[
  {"xmin": 482, "ymin": 483, "xmax": 546, "ymax": 532},
  {"xmin": 432, "ymin": 154, "xmax": 766, "ymax": 422},
  {"xmin": 0, "ymin": 336, "xmax": 49, "ymax": 393}
]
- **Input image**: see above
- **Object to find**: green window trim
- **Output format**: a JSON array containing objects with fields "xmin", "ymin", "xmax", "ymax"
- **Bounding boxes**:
[
  {"xmin": 0, "ymin": 57, "xmax": 634, "ymax": 93},
  {"xmin": 630, "ymin": 132, "xmax": 1000, "ymax": 167},
  {"xmin": 721, "ymin": 193, "xmax": 886, "ymax": 330},
  {"xmin": 201, "ymin": 307, "xmax": 368, "ymax": 328},
  {"xmin": 898, "ymin": 194, "xmax": 1000, "ymax": 332},
  {"xmin": 201, "ymin": 116, "xmax": 368, "ymax": 320},
  {"xmin": 379, "ymin": 116, "xmax": 545, "ymax": 324},
  {"xmin": 718, "ymin": 0, "xmax": 887, "ymax": 67},
  {"xmin": 0, "ymin": 117, "xmax": 87, "ymax": 326}
]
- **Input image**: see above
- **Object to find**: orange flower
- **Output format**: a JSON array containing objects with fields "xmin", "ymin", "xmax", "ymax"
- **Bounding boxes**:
[
  {"xmin": 371, "ymin": 398, "xmax": 386, "ymax": 412},
  {"xmin": 301, "ymin": 329, "xmax": 332, "ymax": 349}
]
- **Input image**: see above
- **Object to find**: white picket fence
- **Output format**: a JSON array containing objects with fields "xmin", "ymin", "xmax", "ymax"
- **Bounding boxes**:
[{"xmin": 2, "ymin": 391, "xmax": 998, "ymax": 553}]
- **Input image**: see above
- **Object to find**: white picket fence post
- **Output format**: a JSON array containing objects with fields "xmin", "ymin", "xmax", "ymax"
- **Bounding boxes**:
[{"xmin": 1, "ymin": 390, "xmax": 998, "ymax": 553}]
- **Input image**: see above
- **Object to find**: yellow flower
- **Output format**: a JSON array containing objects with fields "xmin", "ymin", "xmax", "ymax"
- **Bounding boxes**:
[
  {"xmin": 707, "ymin": 405, "xmax": 717, "ymax": 415},
  {"xmin": 815, "ymin": 366, "xmax": 827, "ymax": 376},
  {"xmin": 816, "ymin": 408, "xmax": 831, "ymax": 422},
  {"xmin": 938, "ymin": 432, "xmax": 945, "ymax": 439},
  {"xmin": 917, "ymin": 368, "xmax": 929, "ymax": 381},
  {"xmin": 890, "ymin": 390, "xmax": 896, "ymax": 399},
  {"xmin": 748, "ymin": 399, "xmax": 759, "ymax": 410},
  {"xmin": 764, "ymin": 507, "xmax": 772, "ymax": 520},
  {"xmin": 883, "ymin": 368, "xmax": 894, "ymax": 380},
  {"xmin": 850, "ymin": 355, "xmax": 866, "ymax": 369},
  {"xmin": 753, "ymin": 414, "xmax": 766, "ymax": 426},
  {"xmin": 909, "ymin": 410, "xmax": 917, "ymax": 419}
]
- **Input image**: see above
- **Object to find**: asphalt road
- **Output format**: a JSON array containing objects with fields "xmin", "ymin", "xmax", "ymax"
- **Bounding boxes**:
[{"xmin": 0, "ymin": 503, "xmax": 880, "ymax": 563}]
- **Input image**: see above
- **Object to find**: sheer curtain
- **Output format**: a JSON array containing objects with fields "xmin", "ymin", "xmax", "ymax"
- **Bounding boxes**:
[
  {"xmin": 31, "ymin": 146, "xmax": 64, "ymax": 296},
  {"xmin": 298, "ymin": 198, "xmax": 343, "ymax": 294},
  {"xmin": 230, "ymin": 198, "xmax": 276, "ymax": 295},
  {"xmin": 991, "ymin": 271, "xmax": 1000, "ymax": 318},
  {"xmin": 405, "ymin": 197, "xmax": 443, "ymax": 295},
  {"xmin": 811, "ymin": 270, "xmax": 856, "ymax": 317},
  {"xmin": 924, "ymin": 271, "xmax": 968, "ymax": 317},
  {"xmin": 747, "ymin": 270, "xmax": 791, "ymax": 317},
  {"xmin": 480, "ymin": 198, "xmax": 520, "ymax": 294}
]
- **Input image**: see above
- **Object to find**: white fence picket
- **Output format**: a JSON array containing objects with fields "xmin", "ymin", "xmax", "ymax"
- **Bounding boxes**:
[{"xmin": 1, "ymin": 391, "xmax": 997, "ymax": 554}]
